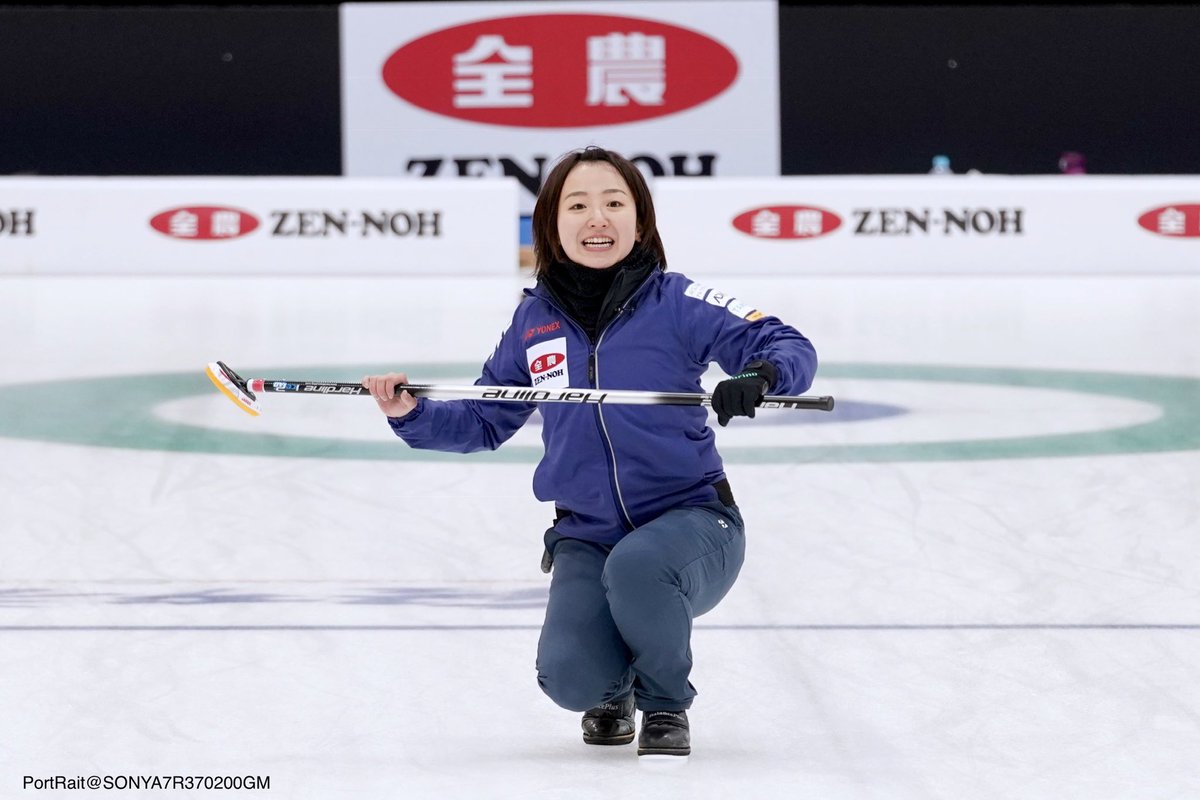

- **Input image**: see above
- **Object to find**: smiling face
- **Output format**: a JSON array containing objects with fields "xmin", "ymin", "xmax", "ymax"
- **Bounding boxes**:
[{"xmin": 555, "ymin": 162, "xmax": 639, "ymax": 269}]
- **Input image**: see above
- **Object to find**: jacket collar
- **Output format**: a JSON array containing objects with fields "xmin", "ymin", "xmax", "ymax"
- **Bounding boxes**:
[{"xmin": 529, "ymin": 252, "xmax": 662, "ymax": 340}]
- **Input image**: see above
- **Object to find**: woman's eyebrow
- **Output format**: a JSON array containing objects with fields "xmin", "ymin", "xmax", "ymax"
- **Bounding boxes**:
[{"xmin": 563, "ymin": 188, "xmax": 629, "ymax": 199}]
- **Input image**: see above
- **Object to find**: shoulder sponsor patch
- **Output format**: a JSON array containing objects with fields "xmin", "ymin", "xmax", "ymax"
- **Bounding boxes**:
[
  {"xmin": 683, "ymin": 280, "xmax": 767, "ymax": 322},
  {"xmin": 526, "ymin": 336, "xmax": 570, "ymax": 388}
]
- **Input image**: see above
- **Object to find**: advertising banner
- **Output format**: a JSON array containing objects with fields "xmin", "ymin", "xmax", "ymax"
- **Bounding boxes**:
[
  {"xmin": 652, "ymin": 176, "xmax": 1200, "ymax": 274},
  {"xmin": 341, "ymin": 1, "xmax": 780, "ymax": 213},
  {"xmin": 0, "ymin": 178, "xmax": 518, "ymax": 275}
]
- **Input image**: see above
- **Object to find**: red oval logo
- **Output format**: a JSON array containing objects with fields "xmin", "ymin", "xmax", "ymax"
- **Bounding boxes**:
[
  {"xmin": 1138, "ymin": 204, "xmax": 1200, "ymax": 238},
  {"xmin": 150, "ymin": 206, "xmax": 260, "ymax": 241},
  {"xmin": 732, "ymin": 206, "xmax": 842, "ymax": 240},
  {"xmin": 383, "ymin": 14, "xmax": 738, "ymax": 128},
  {"xmin": 530, "ymin": 353, "xmax": 566, "ymax": 374}
]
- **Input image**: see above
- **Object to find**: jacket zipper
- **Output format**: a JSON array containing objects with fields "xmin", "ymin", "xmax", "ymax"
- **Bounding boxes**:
[
  {"xmin": 536, "ymin": 281, "xmax": 653, "ymax": 533},
  {"xmin": 591, "ymin": 307, "xmax": 635, "ymax": 531}
]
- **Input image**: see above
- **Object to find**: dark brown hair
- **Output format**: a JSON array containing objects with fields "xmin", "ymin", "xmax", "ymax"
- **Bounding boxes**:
[{"xmin": 531, "ymin": 147, "xmax": 667, "ymax": 277}]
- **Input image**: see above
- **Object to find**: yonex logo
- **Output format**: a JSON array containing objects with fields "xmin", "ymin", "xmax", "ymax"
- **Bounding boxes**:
[{"xmin": 523, "ymin": 320, "xmax": 563, "ymax": 341}]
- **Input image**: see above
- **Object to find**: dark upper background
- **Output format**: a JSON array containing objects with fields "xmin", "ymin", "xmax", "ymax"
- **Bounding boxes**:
[{"xmin": 2, "ymin": 3, "xmax": 1198, "ymax": 177}]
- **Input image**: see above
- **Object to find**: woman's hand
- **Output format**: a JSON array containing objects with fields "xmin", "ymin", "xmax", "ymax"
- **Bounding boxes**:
[{"xmin": 362, "ymin": 372, "xmax": 417, "ymax": 418}]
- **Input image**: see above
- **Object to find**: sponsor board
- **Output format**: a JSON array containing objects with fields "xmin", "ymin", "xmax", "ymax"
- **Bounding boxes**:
[
  {"xmin": 732, "ymin": 205, "xmax": 840, "ymax": 240},
  {"xmin": 850, "ymin": 207, "xmax": 1023, "ymax": 236},
  {"xmin": 0, "ymin": 209, "xmax": 36, "ymax": 237},
  {"xmin": 655, "ymin": 176, "xmax": 1200, "ymax": 274},
  {"xmin": 149, "ymin": 207, "xmax": 443, "ymax": 241},
  {"xmin": 150, "ymin": 206, "xmax": 259, "ymax": 241},
  {"xmin": 381, "ymin": 14, "xmax": 737, "ymax": 128},
  {"xmin": 0, "ymin": 177, "xmax": 517, "ymax": 275},
  {"xmin": 1137, "ymin": 204, "xmax": 1200, "ymax": 238},
  {"xmin": 341, "ymin": 1, "xmax": 780, "ymax": 213},
  {"xmin": 732, "ymin": 204, "xmax": 1024, "ymax": 241}
]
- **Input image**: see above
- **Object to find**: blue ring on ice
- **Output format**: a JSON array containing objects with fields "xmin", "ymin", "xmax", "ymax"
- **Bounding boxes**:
[{"xmin": 0, "ymin": 362, "xmax": 1198, "ymax": 463}]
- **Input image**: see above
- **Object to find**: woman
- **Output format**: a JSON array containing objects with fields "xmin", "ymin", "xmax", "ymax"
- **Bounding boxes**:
[{"xmin": 363, "ymin": 147, "xmax": 817, "ymax": 758}]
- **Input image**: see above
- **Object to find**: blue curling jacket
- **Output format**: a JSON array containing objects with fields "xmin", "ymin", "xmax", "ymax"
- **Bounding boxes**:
[{"xmin": 389, "ymin": 268, "xmax": 817, "ymax": 545}]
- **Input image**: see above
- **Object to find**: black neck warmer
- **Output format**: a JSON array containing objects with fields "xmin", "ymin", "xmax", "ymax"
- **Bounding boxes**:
[{"xmin": 541, "ymin": 244, "xmax": 659, "ymax": 340}]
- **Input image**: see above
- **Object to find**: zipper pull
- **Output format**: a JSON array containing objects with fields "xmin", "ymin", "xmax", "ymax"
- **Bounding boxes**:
[{"xmin": 588, "ymin": 351, "xmax": 596, "ymax": 384}]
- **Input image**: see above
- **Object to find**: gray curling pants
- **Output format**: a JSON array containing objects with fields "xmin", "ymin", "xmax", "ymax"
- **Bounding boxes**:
[{"xmin": 535, "ymin": 499, "xmax": 745, "ymax": 713}]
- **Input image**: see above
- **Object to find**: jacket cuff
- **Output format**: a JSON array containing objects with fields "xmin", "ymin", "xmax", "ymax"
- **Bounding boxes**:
[
  {"xmin": 386, "ymin": 398, "xmax": 425, "ymax": 433},
  {"xmin": 743, "ymin": 359, "xmax": 778, "ymax": 391}
]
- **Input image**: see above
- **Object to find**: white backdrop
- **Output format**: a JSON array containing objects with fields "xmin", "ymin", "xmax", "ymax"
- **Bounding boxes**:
[
  {"xmin": 341, "ymin": 0, "xmax": 780, "ymax": 213},
  {"xmin": 653, "ymin": 175, "xmax": 1200, "ymax": 274},
  {"xmin": 0, "ymin": 178, "xmax": 517, "ymax": 275}
]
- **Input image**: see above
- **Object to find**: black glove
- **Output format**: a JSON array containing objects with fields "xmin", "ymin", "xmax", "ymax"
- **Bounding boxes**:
[{"xmin": 711, "ymin": 360, "xmax": 778, "ymax": 427}]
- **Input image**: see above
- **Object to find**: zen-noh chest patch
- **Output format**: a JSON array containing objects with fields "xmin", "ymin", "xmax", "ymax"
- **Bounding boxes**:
[{"xmin": 526, "ymin": 336, "xmax": 570, "ymax": 388}]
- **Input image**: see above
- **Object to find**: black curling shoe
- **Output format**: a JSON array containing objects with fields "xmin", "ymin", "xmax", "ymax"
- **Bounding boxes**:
[
  {"xmin": 581, "ymin": 693, "xmax": 636, "ymax": 745},
  {"xmin": 637, "ymin": 710, "xmax": 690, "ymax": 757}
]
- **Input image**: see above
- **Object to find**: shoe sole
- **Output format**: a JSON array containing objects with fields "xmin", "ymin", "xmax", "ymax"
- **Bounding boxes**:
[
  {"xmin": 637, "ymin": 747, "xmax": 690, "ymax": 757},
  {"xmin": 583, "ymin": 732, "xmax": 635, "ymax": 746}
]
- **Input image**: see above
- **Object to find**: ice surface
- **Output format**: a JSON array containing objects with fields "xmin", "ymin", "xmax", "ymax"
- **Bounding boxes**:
[{"xmin": 1, "ymin": 273, "xmax": 1198, "ymax": 799}]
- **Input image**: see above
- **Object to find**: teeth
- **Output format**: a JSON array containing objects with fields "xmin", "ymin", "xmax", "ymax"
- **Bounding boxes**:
[{"xmin": 583, "ymin": 238, "xmax": 613, "ymax": 245}]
